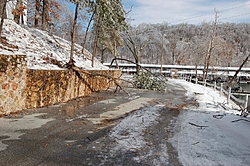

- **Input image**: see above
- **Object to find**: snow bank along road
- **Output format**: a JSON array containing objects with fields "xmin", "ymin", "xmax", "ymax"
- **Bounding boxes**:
[
  {"xmin": 169, "ymin": 79, "xmax": 250, "ymax": 166},
  {"xmin": 0, "ymin": 79, "xmax": 249, "ymax": 165}
]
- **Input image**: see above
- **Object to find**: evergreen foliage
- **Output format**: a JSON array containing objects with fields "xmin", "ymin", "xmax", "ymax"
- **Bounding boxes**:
[{"xmin": 133, "ymin": 69, "xmax": 168, "ymax": 92}]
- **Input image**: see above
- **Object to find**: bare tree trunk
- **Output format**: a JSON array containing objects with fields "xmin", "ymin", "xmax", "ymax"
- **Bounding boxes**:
[
  {"xmin": 68, "ymin": 3, "xmax": 79, "ymax": 67},
  {"xmin": 92, "ymin": 34, "xmax": 99, "ymax": 67},
  {"xmin": 204, "ymin": 37, "xmax": 213, "ymax": 80},
  {"xmin": 14, "ymin": 0, "xmax": 23, "ymax": 24},
  {"xmin": 0, "ymin": 0, "xmax": 7, "ymax": 37},
  {"xmin": 101, "ymin": 47, "xmax": 106, "ymax": 64},
  {"xmin": 227, "ymin": 54, "xmax": 250, "ymax": 88},
  {"xmin": 160, "ymin": 34, "xmax": 164, "ymax": 75},
  {"xmin": 172, "ymin": 51, "xmax": 175, "ymax": 65},
  {"xmin": 0, "ymin": 0, "xmax": 7, "ymax": 18},
  {"xmin": 203, "ymin": 10, "xmax": 218, "ymax": 81},
  {"xmin": 92, "ymin": 16, "xmax": 101, "ymax": 67},
  {"xmin": 195, "ymin": 63, "xmax": 198, "ymax": 80},
  {"xmin": 113, "ymin": 41, "xmax": 119, "ymax": 69},
  {"xmin": 124, "ymin": 36, "xmax": 140, "ymax": 74},
  {"xmin": 35, "ymin": 0, "xmax": 40, "ymax": 27},
  {"xmin": 135, "ymin": 53, "xmax": 140, "ymax": 74},
  {"xmin": 81, "ymin": 11, "xmax": 95, "ymax": 54},
  {"xmin": 42, "ymin": 0, "xmax": 49, "ymax": 31}
]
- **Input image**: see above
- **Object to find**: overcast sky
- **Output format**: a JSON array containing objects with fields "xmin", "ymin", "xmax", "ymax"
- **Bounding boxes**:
[{"xmin": 122, "ymin": 0, "xmax": 250, "ymax": 25}]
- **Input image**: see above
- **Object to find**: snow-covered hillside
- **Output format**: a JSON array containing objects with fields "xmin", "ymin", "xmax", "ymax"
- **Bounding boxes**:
[{"xmin": 0, "ymin": 19, "xmax": 108, "ymax": 70}]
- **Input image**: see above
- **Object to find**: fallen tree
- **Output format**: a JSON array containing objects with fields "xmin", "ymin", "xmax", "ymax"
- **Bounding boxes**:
[
  {"xmin": 227, "ymin": 54, "xmax": 250, "ymax": 89},
  {"xmin": 109, "ymin": 58, "xmax": 168, "ymax": 92},
  {"xmin": 71, "ymin": 66, "xmax": 132, "ymax": 96}
]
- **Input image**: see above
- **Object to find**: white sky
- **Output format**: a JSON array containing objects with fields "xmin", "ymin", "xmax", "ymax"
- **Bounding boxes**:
[{"xmin": 123, "ymin": 0, "xmax": 250, "ymax": 25}]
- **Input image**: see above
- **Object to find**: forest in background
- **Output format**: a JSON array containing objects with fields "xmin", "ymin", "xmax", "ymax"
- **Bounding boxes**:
[
  {"xmin": 106, "ymin": 22, "xmax": 250, "ymax": 67},
  {"xmin": 1, "ymin": 0, "xmax": 250, "ymax": 68}
]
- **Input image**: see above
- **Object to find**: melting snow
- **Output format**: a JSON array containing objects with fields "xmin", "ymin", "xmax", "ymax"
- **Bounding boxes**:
[
  {"xmin": 107, "ymin": 79, "xmax": 250, "ymax": 165},
  {"xmin": 169, "ymin": 79, "xmax": 250, "ymax": 166}
]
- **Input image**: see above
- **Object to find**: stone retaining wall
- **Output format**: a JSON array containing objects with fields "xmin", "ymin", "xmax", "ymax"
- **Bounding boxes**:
[
  {"xmin": 0, "ymin": 54, "xmax": 121, "ymax": 115},
  {"xmin": 25, "ymin": 69, "xmax": 121, "ymax": 109},
  {"xmin": 0, "ymin": 54, "xmax": 27, "ymax": 115}
]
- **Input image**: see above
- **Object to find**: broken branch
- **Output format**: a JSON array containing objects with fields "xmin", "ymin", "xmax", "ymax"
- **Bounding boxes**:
[
  {"xmin": 189, "ymin": 122, "xmax": 208, "ymax": 129},
  {"xmin": 231, "ymin": 119, "xmax": 250, "ymax": 123},
  {"xmin": 212, "ymin": 114, "xmax": 225, "ymax": 119},
  {"xmin": 72, "ymin": 66, "xmax": 132, "ymax": 96}
]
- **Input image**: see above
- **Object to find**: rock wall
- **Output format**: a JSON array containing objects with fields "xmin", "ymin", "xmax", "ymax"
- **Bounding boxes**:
[
  {"xmin": 25, "ymin": 69, "xmax": 121, "ymax": 109},
  {"xmin": 0, "ymin": 54, "xmax": 121, "ymax": 116},
  {"xmin": 0, "ymin": 54, "xmax": 27, "ymax": 115}
]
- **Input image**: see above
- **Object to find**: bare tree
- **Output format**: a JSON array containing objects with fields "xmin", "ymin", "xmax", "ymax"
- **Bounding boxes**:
[
  {"xmin": 203, "ymin": 10, "xmax": 218, "ymax": 81},
  {"xmin": 123, "ymin": 27, "xmax": 152, "ymax": 73},
  {"xmin": 68, "ymin": 2, "xmax": 79, "ymax": 67},
  {"xmin": 81, "ymin": 10, "xmax": 94, "ymax": 53},
  {"xmin": 41, "ymin": 0, "xmax": 49, "ymax": 30},
  {"xmin": 12, "ymin": 0, "xmax": 26, "ymax": 24},
  {"xmin": 34, "ymin": 0, "xmax": 40, "ymax": 26},
  {"xmin": 0, "ymin": 0, "xmax": 7, "ymax": 37},
  {"xmin": 92, "ymin": 14, "xmax": 101, "ymax": 67}
]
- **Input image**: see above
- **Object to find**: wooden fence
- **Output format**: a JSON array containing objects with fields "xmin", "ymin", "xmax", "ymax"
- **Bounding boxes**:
[{"xmin": 183, "ymin": 76, "xmax": 249, "ymax": 112}]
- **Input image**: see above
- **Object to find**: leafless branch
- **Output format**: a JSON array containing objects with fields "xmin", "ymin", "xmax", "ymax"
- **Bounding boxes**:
[
  {"xmin": 189, "ymin": 122, "xmax": 208, "ymax": 129},
  {"xmin": 231, "ymin": 119, "xmax": 250, "ymax": 123}
]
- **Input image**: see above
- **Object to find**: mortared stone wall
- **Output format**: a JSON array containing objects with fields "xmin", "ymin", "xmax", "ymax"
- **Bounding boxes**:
[{"xmin": 0, "ymin": 54, "xmax": 121, "ymax": 116}]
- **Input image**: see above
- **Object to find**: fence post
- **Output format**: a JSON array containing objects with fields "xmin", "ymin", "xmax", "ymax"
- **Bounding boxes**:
[
  {"xmin": 220, "ymin": 83, "xmax": 223, "ymax": 96},
  {"xmin": 195, "ymin": 78, "xmax": 198, "ymax": 84},
  {"xmin": 204, "ymin": 80, "xmax": 206, "ymax": 87},
  {"xmin": 189, "ymin": 76, "xmax": 192, "ymax": 82},
  {"xmin": 244, "ymin": 94, "xmax": 249, "ymax": 112},
  {"xmin": 227, "ymin": 87, "xmax": 231, "ymax": 104},
  {"xmin": 214, "ymin": 82, "xmax": 216, "ymax": 90}
]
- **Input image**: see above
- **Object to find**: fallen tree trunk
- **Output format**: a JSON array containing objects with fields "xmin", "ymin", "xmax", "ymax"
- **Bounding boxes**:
[
  {"xmin": 44, "ymin": 55, "xmax": 134, "ymax": 96},
  {"xmin": 109, "ymin": 57, "xmax": 168, "ymax": 81},
  {"xmin": 227, "ymin": 54, "xmax": 250, "ymax": 89},
  {"xmin": 72, "ymin": 66, "xmax": 133, "ymax": 96}
]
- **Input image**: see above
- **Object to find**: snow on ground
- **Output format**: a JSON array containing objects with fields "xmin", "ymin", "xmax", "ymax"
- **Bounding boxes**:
[
  {"xmin": 0, "ymin": 19, "xmax": 108, "ymax": 70},
  {"xmin": 169, "ymin": 79, "xmax": 250, "ymax": 166},
  {"xmin": 108, "ymin": 79, "xmax": 250, "ymax": 165},
  {"xmin": 109, "ymin": 105, "xmax": 168, "ymax": 163},
  {"xmin": 109, "ymin": 106, "xmax": 161, "ymax": 151}
]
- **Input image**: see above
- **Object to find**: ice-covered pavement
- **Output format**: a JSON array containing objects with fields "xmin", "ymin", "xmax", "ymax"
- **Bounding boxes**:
[
  {"xmin": 103, "ymin": 79, "xmax": 250, "ymax": 165},
  {"xmin": 168, "ymin": 79, "xmax": 250, "ymax": 166},
  {"xmin": 83, "ymin": 79, "xmax": 250, "ymax": 165},
  {"xmin": 0, "ymin": 79, "xmax": 249, "ymax": 165}
]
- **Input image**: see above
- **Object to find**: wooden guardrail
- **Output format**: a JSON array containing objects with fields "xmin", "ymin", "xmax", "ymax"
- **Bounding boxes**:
[{"xmin": 183, "ymin": 76, "xmax": 249, "ymax": 113}]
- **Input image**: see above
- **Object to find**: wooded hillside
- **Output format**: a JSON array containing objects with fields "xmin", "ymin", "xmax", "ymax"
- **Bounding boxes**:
[{"xmin": 100, "ymin": 22, "xmax": 250, "ymax": 67}]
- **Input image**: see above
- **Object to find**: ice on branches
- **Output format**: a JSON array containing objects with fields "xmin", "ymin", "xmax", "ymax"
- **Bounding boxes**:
[{"xmin": 133, "ymin": 69, "xmax": 168, "ymax": 92}]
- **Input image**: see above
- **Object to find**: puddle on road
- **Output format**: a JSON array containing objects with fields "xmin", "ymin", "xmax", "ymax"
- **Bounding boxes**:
[
  {"xmin": 0, "ymin": 113, "xmax": 55, "ymax": 151},
  {"xmin": 54, "ymin": 91, "xmax": 120, "ymax": 119},
  {"xmin": 98, "ymin": 99, "xmax": 117, "ymax": 104}
]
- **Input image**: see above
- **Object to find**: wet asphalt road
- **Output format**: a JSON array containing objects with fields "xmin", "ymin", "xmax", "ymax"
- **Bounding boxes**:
[{"xmin": 0, "ymin": 82, "xmax": 195, "ymax": 166}]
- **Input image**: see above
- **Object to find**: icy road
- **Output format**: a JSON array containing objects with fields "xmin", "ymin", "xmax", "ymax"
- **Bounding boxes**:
[{"xmin": 0, "ymin": 79, "xmax": 249, "ymax": 166}]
